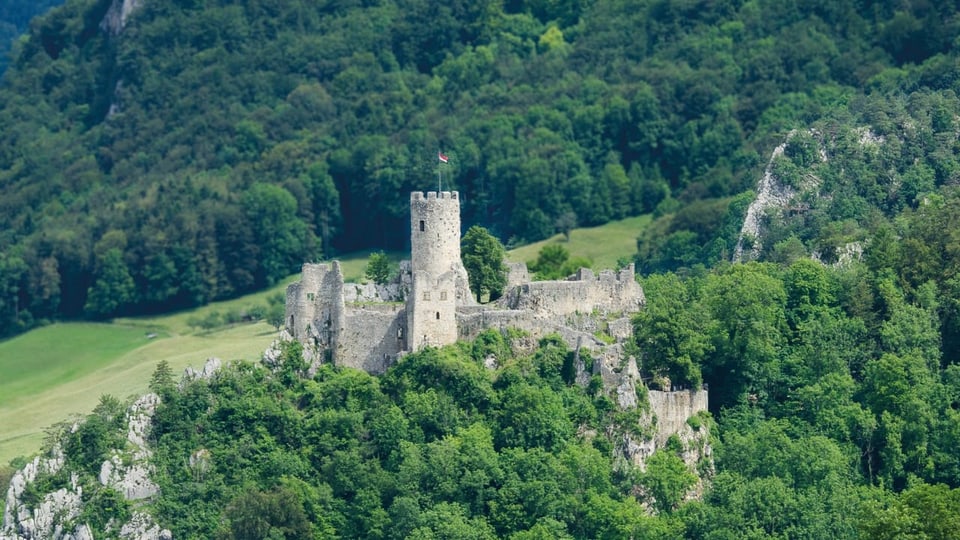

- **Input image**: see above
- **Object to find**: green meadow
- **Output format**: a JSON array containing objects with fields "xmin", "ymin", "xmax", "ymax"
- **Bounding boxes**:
[
  {"xmin": 506, "ymin": 214, "xmax": 651, "ymax": 270},
  {"xmin": 0, "ymin": 219, "xmax": 646, "ymax": 464}
]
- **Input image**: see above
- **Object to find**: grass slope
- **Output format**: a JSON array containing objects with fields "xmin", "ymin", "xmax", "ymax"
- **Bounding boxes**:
[
  {"xmin": 0, "ymin": 322, "xmax": 275, "ymax": 464},
  {"xmin": 0, "ymin": 218, "xmax": 646, "ymax": 464},
  {"xmin": 507, "ymin": 214, "xmax": 650, "ymax": 270}
]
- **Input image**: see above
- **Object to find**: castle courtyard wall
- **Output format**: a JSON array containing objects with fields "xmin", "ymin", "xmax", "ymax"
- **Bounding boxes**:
[
  {"xmin": 336, "ymin": 304, "xmax": 406, "ymax": 374},
  {"xmin": 500, "ymin": 265, "xmax": 644, "ymax": 317}
]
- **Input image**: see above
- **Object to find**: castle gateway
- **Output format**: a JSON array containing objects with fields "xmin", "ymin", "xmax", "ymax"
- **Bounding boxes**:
[{"xmin": 285, "ymin": 191, "xmax": 645, "ymax": 374}]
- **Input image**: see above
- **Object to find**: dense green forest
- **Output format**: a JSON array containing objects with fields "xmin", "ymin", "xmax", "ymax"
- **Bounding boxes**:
[
  {"xmin": 0, "ymin": 0, "xmax": 958, "ymax": 335},
  {"xmin": 0, "ymin": 0, "xmax": 63, "ymax": 75},
  {"xmin": 16, "ymin": 310, "xmax": 960, "ymax": 538}
]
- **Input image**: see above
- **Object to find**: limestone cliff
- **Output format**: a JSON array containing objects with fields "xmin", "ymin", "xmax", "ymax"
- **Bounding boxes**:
[{"xmin": 99, "ymin": 0, "xmax": 144, "ymax": 35}]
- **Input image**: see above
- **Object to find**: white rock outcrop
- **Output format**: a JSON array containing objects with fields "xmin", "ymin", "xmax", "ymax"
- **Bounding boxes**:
[
  {"xmin": 182, "ymin": 357, "xmax": 222, "ymax": 382},
  {"xmin": 734, "ymin": 140, "xmax": 797, "ymax": 262},
  {"xmin": 98, "ymin": 393, "xmax": 160, "ymax": 501},
  {"xmin": 100, "ymin": 0, "xmax": 144, "ymax": 35},
  {"xmin": 2, "ymin": 449, "xmax": 88, "ymax": 540}
]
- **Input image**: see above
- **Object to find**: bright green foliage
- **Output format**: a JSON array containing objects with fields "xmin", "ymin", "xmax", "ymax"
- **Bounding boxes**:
[
  {"xmin": 634, "ymin": 273, "xmax": 711, "ymax": 389},
  {"xmin": 461, "ymin": 226, "xmax": 507, "ymax": 303},
  {"xmin": 365, "ymin": 251, "xmax": 394, "ymax": 285},
  {"xmin": 860, "ymin": 483, "xmax": 960, "ymax": 540},
  {"xmin": 640, "ymin": 450, "xmax": 698, "ymax": 514},
  {"xmin": 42, "ymin": 337, "xmax": 706, "ymax": 538},
  {"xmin": 702, "ymin": 263, "xmax": 787, "ymax": 409}
]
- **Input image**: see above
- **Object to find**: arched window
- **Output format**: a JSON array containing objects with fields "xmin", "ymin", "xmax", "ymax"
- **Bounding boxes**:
[{"xmin": 436, "ymin": 311, "xmax": 440, "ymax": 320}]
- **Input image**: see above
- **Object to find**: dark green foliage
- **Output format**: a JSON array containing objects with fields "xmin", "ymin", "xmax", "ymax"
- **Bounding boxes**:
[
  {"xmin": 220, "ymin": 485, "xmax": 313, "ymax": 540},
  {"xmin": 0, "ymin": 0, "xmax": 63, "ymax": 75},
  {"xmin": 64, "ymin": 394, "xmax": 125, "ymax": 474},
  {"xmin": 79, "ymin": 487, "xmax": 131, "ymax": 533},
  {"xmin": 461, "ymin": 225, "xmax": 508, "ymax": 302},
  {"xmin": 149, "ymin": 359, "xmax": 174, "ymax": 397},
  {"xmin": 83, "ymin": 248, "xmax": 135, "ymax": 318}
]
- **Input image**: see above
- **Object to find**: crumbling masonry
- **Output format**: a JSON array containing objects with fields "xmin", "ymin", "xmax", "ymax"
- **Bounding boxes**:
[{"xmin": 285, "ymin": 191, "xmax": 647, "ymax": 373}]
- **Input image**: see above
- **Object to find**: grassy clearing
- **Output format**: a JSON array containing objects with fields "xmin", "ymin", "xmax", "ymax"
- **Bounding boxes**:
[
  {"xmin": 507, "ymin": 214, "xmax": 650, "ymax": 270},
  {"xmin": 0, "ymin": 321, "xmax": 275, "ymax": 465}
]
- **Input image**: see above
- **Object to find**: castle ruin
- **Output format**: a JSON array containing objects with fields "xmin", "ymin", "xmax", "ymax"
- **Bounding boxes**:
[{"xmin": 284, "ymin": 191, "xmax": 647, "ymax": 373}]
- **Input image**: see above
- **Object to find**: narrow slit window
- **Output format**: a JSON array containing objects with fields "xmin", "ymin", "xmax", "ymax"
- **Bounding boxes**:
[
  {"xmin": 419, "ymin": 220, "xmax": 425, "ymax": 232},
  {"xmin": 436, "ymin": 311, "xmax": 441, "ymax": 320}
]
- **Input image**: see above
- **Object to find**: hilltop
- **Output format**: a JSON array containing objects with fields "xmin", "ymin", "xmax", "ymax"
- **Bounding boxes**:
[{"xmin": 1, "ymin": 0, "xmax": 958, "ymax": 339}]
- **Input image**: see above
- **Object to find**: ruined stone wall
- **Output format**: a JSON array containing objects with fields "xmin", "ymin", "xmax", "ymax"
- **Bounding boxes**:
[
  {"xmin": 647, "ymin": 389, "xmax": 709, "ymax": 447},
  {"xmin": 336, "ymin": 304, "xmax": 406, "ymax": 374},
  {"xmin": 501, "ymin": 264, "xmax": 644, "ymax": 317},
  {"xmin": 504, "ymin": 262, "xmax": 530, "ymax": 291},
  {"xmin": 286, "ymin": 262, "xmax": 345, "ymax": 343}
]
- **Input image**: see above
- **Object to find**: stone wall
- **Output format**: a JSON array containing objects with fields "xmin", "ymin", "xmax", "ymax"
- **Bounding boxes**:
[
  {"xmin": 504, "ymin": 262, "xmax": 530, "ymax": 290},
  {"xmin": 337, "ymin": 304, "xmax": 406, "ymax": 374},
  {"xmin": 647, "ymin": 389, "xmax": 709, "ymax": 448},
  {"xmin": 286, "ymin": 262, "xmax": 345, "ymax": 344},
  {"xmin": 500, "ymin": 264, "xmax": 644, "ymax": 317}
]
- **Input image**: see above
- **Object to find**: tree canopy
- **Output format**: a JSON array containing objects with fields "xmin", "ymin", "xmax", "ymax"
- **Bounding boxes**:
[
  {"xmin": 0, "ymin": 0, "xmax": 958, "ymax": 337},
  {"xmin": 461, "ymin": 225, "xmax": 507, "ymax": 302}
]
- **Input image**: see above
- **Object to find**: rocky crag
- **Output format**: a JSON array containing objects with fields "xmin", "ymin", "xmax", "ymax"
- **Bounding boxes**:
[{"xmin": 1, "ymin": 358, "xmax": 224, "ymax": 540}]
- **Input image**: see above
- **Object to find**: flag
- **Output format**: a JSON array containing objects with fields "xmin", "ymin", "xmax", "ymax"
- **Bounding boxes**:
[{"xmin": 438, "ymin": 151, "xmax": 449, "ymax": 163}]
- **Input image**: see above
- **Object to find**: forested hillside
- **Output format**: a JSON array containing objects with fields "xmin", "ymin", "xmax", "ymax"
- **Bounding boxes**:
[
  {"xmin": 0, "ymin": 0, "xmax": 958, "ymax": 337},
  {"xmin": 7, "ymin": 324, "xmax": 960, "ymax": 539},
  {"xmin": 0, "ymin": 0, "xmax": 63, "ymax": 75}
]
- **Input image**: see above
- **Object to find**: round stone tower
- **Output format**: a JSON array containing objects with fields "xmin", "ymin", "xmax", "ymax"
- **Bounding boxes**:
[{"xmin": 407, "ymin": 191, "xmax": 470, "ymax": 350}]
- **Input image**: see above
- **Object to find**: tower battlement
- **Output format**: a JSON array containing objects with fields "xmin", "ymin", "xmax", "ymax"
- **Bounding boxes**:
[{"xmin": 411, "ymin": 191, "xmax": 459, "ymax": 201}]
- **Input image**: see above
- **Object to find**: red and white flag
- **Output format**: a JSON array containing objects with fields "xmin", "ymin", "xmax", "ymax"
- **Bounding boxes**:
[{"xmin": 438, "ymin": 151, "xmax": 449, "ymax": 163}]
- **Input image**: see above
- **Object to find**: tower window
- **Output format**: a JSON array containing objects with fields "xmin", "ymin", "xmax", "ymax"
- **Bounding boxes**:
[
  {"xmin": 436, "ymin": 311, "xmax": 441, "ymax": 320},
  {"xmin": 419, "ymin": 220, "xmax": 425, "ymax": 232},
  {"xmin": 289, "ymin": 315, "xmax": 294, "ymax": 328},
  {"xmin": 423, "ymin": 291, "xmax": 431, "ymax": 300},
  {"xmin": 440, "ymin": 291, "xmax": 447, "ymax": 301}
]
